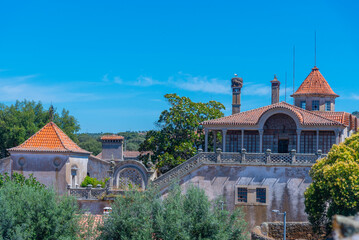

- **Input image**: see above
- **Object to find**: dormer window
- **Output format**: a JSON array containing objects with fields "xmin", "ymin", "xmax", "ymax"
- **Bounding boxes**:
[{"xmin": 312, "ymin": 100, "xmax": 319, "ymax": 111}]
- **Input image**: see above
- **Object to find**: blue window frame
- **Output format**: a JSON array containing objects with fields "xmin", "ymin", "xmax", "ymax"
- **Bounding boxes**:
[
  {"xmin": 312, "ymin": 100, "xmax": 319, "ymax": 111},
  {"xmin": 237, "ymin": 188, "xmax": 247, "ymax": 203},
  {"xmin": 300, "ymin": 101, "xmax": 306, "ymax": 109},
  {"xmin": 326, "ymin": 101, "xmax": 331, "ymax": 111},
  {"xmin": 256, "ymin": 188, "xmax": 266, "ymax": 203}
]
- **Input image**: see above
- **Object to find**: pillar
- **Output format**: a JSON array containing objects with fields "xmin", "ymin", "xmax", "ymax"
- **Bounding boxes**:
[
  {"xmin": 296, "ymin": 129, "xmax": 301, "ymax": 153},
  {"xmin": 259, "ymin": 129, "xmax": 264, "ymax": 153},
  {"xmin": 222, "ymin": 129, "xmax": 227, "ymax": 152},
  {"xmin": 213, "ymin": 130, "xmax": 217, "ymax": 152},
  {"xmin": 205, "ymin": 129, "xmax": 209, "ymax": 152},
  {"xmin": 316, "ymin": 130, "xmax": 319, "ymax": 152},
  {"xmin": 335, "ymin": 130, "xmax": 340, "ymax": 144},
  {"xmin": 241, "ymin": 129, "xmax": 244, "ymax": 150}
]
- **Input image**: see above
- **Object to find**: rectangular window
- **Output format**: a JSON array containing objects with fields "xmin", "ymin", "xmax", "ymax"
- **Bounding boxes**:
[
  {"xmin": 312, "ymin": 100, "xmax": 319, "ymax": 111},
  {"xmin": 256, "ymin": 188, "xmax": 266, "ymax": 203},
  {"xmin": 300, "ymin": 101, "xmax": 306, "ymax": 109},
  {"xmin": 326, "ymin": 101, "xmax": 331, "ymax": 111},
  {"xmin": 237, "ymin": 188, "xmax": 248, "ymax": 203}
]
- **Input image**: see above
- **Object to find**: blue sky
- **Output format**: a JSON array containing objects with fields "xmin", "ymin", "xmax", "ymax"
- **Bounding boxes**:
[{"xmin": 0, "ymin": 0, "xmax": 358, "ymax": 132}]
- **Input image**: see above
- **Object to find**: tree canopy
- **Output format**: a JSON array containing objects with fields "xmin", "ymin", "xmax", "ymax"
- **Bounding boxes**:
[
  {"xmin": 99, "ymin": 184, "xmax": 248, "ymax": 240},
  {"xmin": 305, "ymin": 132, "xmax": 359, "ymax": 234},
  {"xmin": 353, "ymin": 111, "xmax": 359, "ymax": 118},
  {"xmin": 139, "ymin": 94, "xmax": 224, "ymax": 173},
  {"xmin": 0, "ymin": 100, "xmax": 80, "ymax": 158}
]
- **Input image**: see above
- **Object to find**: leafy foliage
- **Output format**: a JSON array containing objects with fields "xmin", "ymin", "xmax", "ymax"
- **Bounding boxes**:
[
  {"xmin": 305, "ymin": 132, "xmax": 359, "ymax": 234},
  {"xmin": 0, "ymin": 100, "xmax": 80, "ymax": 158},
  {"xmin": 353, "ymin": 111, "xmax": 359, "ymax": 118},
  {"xmin": 99, "ymin": 184, "xmax": 248, "ymax": 240},
  {"xmin": 0, "ymin": 172, "xmax": 45, "ymax": 189},
  {"xmin": 80, "ymin": 176, "xmax": 109, "ymax": 188},
  {"xmin": 78, "ymin": 133, "xmax": 102, "ymax": 156},
  {"xmin": 0, "ymin": 180, "xmax": 81, "ymax": 239},
  {"xmin": 139, "ymin": 94, "xmax": 224, "ymax": 173}
]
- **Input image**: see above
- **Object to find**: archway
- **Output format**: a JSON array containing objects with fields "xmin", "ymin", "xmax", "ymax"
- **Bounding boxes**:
[{"xmin": 116, "ymin": 167, "xmax": 145, "ymax": 190}]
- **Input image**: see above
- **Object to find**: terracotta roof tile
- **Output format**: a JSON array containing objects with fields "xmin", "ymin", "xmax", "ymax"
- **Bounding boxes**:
[
  {"xmin": 101, "ymin": 135, "xmax": 124, "ymax": 140},
  {"xmin": 8, "ymin": 122, "xmax": 89, "ymax": 154},
  {"xmin": 291, "ymin": 67, "xmax": 339, "ymax": 97},
  {"xmin": 201, "ymin": 102, "xmax": 345, "ymax": 127}
]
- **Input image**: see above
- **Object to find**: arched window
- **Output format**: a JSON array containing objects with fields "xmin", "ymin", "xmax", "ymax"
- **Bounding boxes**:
[{"xmin": 117, "ymin": 168, "xmax": 144, "ymax": 190}]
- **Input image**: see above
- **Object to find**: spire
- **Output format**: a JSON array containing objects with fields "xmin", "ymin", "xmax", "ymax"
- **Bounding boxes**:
[{"xmin": 49, "ymin": 105, "xmax": 54, "ymax": 122}]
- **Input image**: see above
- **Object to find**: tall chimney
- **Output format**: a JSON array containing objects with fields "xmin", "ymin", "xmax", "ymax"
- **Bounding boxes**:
[
  {"xmin": 100, "ymin": 135, "xmax": 124, "ymax": 161},
  {"xmin": 231, "ymin": 74, "xmax": 243, "ymax": 114},
  {"xmin": 271, "ymin": 75, "xmax": 280, "ymax": 104}
]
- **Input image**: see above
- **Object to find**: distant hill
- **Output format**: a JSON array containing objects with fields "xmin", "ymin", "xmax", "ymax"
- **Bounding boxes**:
[
  {"xmin": 353, "ymin": 111, "xmax": 359, "ymax": 118},
  {"xmin": 77, "ymin": 131, "xmax": 147, "ymax": 156}
]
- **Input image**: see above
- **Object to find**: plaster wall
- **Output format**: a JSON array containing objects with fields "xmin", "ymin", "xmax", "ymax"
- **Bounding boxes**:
[
  {"xmin": 11, "ymin": 153, "xmax": 69, "ymax": 194},
  {"xmin": 294, "ymin": 96, "xmax": 335, "ymax": 111},
  {"xmin": 0, "ymin": 157, "xmax": 11, "ymax": 175},
  {"xmin": 171, "ymin": 164, "xmax": 311, "ymax": 228},
  {"xmin": 101, "ymin": 142, "xmax": 123, "ymax": 160},
  {"xmin": 87, "ymin": 156, "xmax": 110, "ymax": 181},
  {"xmin": 66, "ymin": 155, "xmax": 88, "ymax": 189}
]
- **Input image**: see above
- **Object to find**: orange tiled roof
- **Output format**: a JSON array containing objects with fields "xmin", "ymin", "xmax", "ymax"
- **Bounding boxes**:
[
  {"xmin": 291, "ymin": 67, "xmax": 339, "ymax": 97},
  {"xmin": 8, "ymin": 122, "xmax": 89, "ymax": 154},
  {"xmin": 201, "ymin": 102, "xmax": 345, "ymax": 127},
  {"xmin": 101, "ymin": 135, "xmax": 124, "ymax": 140}
]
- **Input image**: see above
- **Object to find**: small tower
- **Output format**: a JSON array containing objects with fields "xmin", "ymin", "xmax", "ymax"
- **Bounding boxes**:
[
  {"xmin": 231, "ymin": 74, "xmax": 243, "ymax": 115},
  {"xmin": 271, "ymin": 75, "xmax": 280, "ymax": 104},
  {"xmin": 100, "ymin": 135, "xmax": 124, "ymax": 161}
]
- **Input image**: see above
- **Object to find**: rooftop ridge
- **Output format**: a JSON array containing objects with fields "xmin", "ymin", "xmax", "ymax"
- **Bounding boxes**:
[{"xmin": 51, "ymin": 122, "xmax": 70, "ymax": 152}]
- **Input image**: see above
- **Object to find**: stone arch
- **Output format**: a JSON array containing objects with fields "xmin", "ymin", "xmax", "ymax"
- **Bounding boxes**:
[
  {"xmin": 258, "ymin": 108, "xmax": 302, "ymax": 130},
  {"xmin": 113, "ymin": 160, "xmax": 149, "ymax": 190}
]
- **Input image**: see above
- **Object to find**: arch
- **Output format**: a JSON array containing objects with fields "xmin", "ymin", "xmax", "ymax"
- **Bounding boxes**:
[
  {"xmin": 116, "ymin": 167, "xmax": 145, "ymax": 190},
  {"xmin": 113, "ymin": 160, "xmax": 149, "ymax": 189},
  {"xmin": 258, "ymin": 108, "xmax": 302, "ymax": 130}
]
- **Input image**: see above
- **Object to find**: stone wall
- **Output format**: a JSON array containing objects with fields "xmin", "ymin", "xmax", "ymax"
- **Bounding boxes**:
[
  {"xmin": 88, "ymin": 156, "xmax": 110, "ymax": 181},
  {"xmin": 0, "ymin": 157, "xmax": 11, "ymax": 175},
  {"xmin": 252, "ymin": 222, "xmax": 323, "ymax": 240},
  {"xmin": 160, "ymin": 163, "xmax": 312, "ymax": 228}
]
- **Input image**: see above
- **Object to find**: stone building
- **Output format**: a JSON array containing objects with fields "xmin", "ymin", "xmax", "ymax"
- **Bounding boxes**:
[
  {"xmin": 152, "ymin": 66, "xmax": 358, "ymax": 227},
  {"xmin": 0, "ymin": 124, "xmax": 153, "ymax": 194}
]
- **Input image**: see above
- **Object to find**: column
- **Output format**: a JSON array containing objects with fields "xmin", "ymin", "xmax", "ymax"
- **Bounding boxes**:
[
  {"xmin": 335, "ymin": 130, "xmax": 340, "ymax": 144},
  {"xmin": 213, "ymin": 130, "xmax": 217, "ymax": 152},
  {"xmin": 259, "ymin": 129, "xmax": 264, "ymax": 153},
  {"xmin": 296, "ymin": 129, "xmax": 301, "ymax": 153},
  {"xmin": 205, "ymin": 129, "xmax": 209, "ymax": 152},
  {"xmin": 316, "ymin": 130, "xmax": 319, "ymax": 152},
  {"xmin": 241, "ymin": 129, "xmax": 244, "ymax": 150},
  {"xmin": 222, "ymin": 129, "xmax": 227, "ymax": 152}
]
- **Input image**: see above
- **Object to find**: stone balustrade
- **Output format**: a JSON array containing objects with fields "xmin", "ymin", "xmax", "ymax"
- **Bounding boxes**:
[
  {"xmin": 67, "ymin": 184, "xmax": 125, "ymax": 200},
  {"xmin": 152, "ymin": 149, "xmax": 326, "ymax": 189}
]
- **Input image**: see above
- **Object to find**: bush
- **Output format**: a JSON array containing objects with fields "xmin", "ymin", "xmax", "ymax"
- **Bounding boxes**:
[
  {"xmin": 99, "ymin": 184, "xmax": 249, "ymax": 240},
  {"xmin": 80, "ymin": 176, "xmax": 108, "ymax": 188},
  {"xmin": 0, "ymin": 181, "xmax": 81, "ymax": 239},
  {"xmin": 305, "ymin": 132, "xmax": 359, "ymax": 234},
  {"xmin": 0, "ymin": 172, "xmax": 45, "ymax": 189}
]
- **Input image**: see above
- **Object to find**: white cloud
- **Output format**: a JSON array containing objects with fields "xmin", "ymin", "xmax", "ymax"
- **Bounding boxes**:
[
  {"xmin": 350, "ymin": 94, "xmax": 359, "ymax": 100},
  {"xmin": 131, "ymin": 76, "xmax": 164, "ymax": 87}
]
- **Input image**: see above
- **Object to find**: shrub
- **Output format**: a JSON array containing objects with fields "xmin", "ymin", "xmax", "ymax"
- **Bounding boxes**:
[
  {"xmin": 80, "ymin": 176, "xmax": 108, "ymax": 188},
  {"xmin": 99, "ymin": 184, "xmax": 249, "ymax": 240}
]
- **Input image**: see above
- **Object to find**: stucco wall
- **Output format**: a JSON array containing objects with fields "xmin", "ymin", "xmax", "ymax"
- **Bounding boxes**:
[
  {"xmin": 170, "ymin": 164, "xmax": 312, "ymax": 228},
  {"xmin": 11, "ymin": 153, "xmax": 69, "ymax": 194},
  {"xmin": 66, "ymin": 155, "xmax": 88, "ymax": 189},
  {"xmin": 0, "ymin": 157, "xmax": 11, "ymax": 175},
  {"xmin": 87, "ymin": 156, "xmax": 110, "ymax": 181}
]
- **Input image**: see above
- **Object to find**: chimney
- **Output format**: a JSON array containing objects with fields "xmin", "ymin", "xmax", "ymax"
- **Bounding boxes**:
[
  {"xmin": 100, "ymin": 135, "xmax": 124, "ymax": 161},
  {"xmin": 271, "ymin": 75, "xmax": 280, "ymax": 104},
  {"xmin": 231, "ymin": 74, "xmax": 243, "ymax": 114}
]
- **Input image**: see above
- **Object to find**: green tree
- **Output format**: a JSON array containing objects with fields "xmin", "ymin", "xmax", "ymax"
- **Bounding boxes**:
[
  {"xmin": 305, "ymin": 132, "xmax": 359, "ymax": 234},
  {"xmin": 0, "ymin": 181, "xmax": 81, "ymax": 239},
  {"xmin": 78, "ymin": 133, "xmax": 102, "ymax": 156},
  {"xmin": 99, "ymin": 184, "xmax": 248, "ymax": 240},
  {"xmin": 353, "ymin": 111, "xmax": 359, "ymax": 118},
  {"xmin": 139, "ymin": 94, "xmax": 224, "ymax": 173},
  {"xmin": 0, "ymin": 172, "xmax": 45, "ymax": 189},
  {"xmin": 0, "ymin": 100, "xmax": 80, "ymax": 158}
]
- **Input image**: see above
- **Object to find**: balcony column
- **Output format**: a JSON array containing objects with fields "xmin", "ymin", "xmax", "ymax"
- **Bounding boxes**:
[
  {"xmin": 335, "ymin": 129, "xmax": 340, "ymax": 144},
  {"xmin": 241, "ymin": 129, "xmax": 244, "ymax": 150},
  {"xmin": 205, "ymin": 129, "xmax": 209, "ymax": 152},
  {"xmin": 296, "ymin": 129, "xmax": 302, "ymax": 153},
  {"xmin": 259, "ymin": 129, "xmax": 264, "ymax": 153},
  {"xmin": 316, "ymin": 130, "xmax": 319, "ymax": 152},
  {"xmin": 222, "ymin": 129, "xmax": 227, "ymax": 152},
  {"xmin": 213, "ymin": 130, "xmax": 217, "ymax": 151}
]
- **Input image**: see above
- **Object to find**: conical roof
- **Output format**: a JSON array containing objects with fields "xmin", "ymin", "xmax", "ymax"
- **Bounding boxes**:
[
  {"xmin": 8, "ymin": 122, "xmax": 89, "ymax": 154},
  {"xmin": 291, "ymin": 67, "xmax": 339, "ymax": 97}
]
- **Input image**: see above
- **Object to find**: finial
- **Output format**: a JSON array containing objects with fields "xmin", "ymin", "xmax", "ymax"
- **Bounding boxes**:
[
  {"xmin": 234, "ymin": 73, "xmax": 238, "ymax": 77},
  {"xmin": 274, "ymin": 74, "xmax": 277, "ymax": 79},
  {"xmin": 49, "ymin": 105, "xmax": 54, "ymax": 122}
]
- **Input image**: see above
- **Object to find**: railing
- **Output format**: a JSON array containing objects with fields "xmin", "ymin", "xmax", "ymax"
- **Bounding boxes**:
[
  {"xmin": 152, "ymin": 149, "xmax": 326, "ymax": 189},
  {"xmin": 67, "ymin": 184, "xmax": 126, "ymax": 200}
]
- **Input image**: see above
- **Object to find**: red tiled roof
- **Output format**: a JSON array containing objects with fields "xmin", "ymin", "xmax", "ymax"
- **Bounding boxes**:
[
  {"xmin": 315, "ymin": 112, "xmax": 359, "ymax": 130},
  {"xmin": 8, "ymin": 122, "xmax": 89, "ymax": 154},
  {"xmin": 291, "ymin": 67, "xmax": 339, "ymax": 97},
  {"xmin": 201, "ymin": 102, "xmax": 345, "ymax": 127},
  {"xmin": 101, "ymin": 135, "xmax": 124, "ymax": 140}
]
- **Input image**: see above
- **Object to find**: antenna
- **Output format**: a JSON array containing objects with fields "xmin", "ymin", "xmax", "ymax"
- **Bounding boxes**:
[
  {"xmin": 285, "ymin": 71, "xmax": 287, "ymax": 103},
  {"xmin": 293, "ymin": 45, "xmax": 295, "ymax": 104},
  {"xmin": 314, "ymin": 30, "xmax": 317, "ymax": 66}
]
